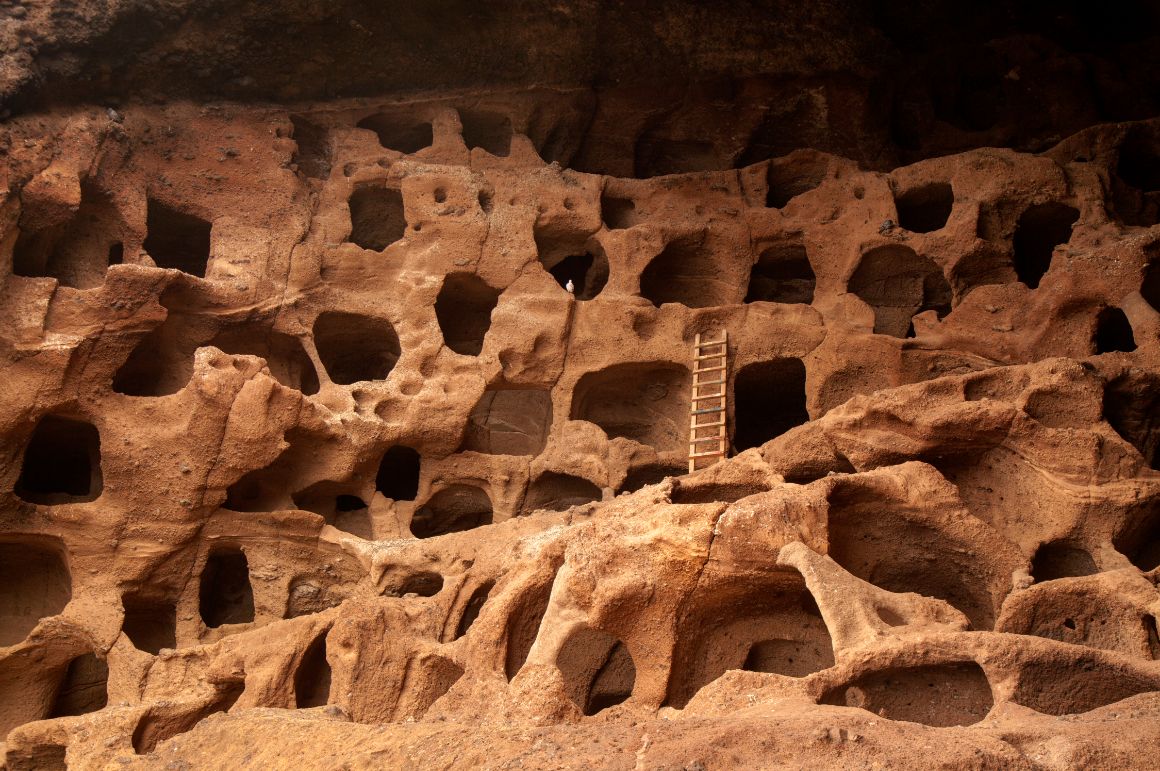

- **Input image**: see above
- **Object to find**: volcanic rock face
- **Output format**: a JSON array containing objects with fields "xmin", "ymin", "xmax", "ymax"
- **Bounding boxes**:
[{"xmin": 3, "ymin": 55, "xmax": 1160, "ymax": 771}]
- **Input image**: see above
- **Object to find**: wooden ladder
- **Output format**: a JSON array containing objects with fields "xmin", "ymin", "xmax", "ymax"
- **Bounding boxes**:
[{"xmin": 688, "ymin": 331, "xmax": 728, "ymax": 473}]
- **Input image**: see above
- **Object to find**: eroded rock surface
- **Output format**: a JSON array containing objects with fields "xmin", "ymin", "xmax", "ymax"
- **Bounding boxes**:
[{"xmin": 2, "ymin": 31, "xmax": 1160, "ymax": 769}]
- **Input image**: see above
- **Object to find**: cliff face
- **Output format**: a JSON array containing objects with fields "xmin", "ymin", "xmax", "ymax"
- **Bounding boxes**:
[{"xmin": 2, "ymin": 3, "xmax": 1160, "ymax": 769}]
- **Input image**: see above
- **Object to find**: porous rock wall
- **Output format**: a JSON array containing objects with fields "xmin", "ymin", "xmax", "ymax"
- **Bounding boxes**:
[{"xmin": 0, "ymin": 91, "xmax": 1159, "ymax": 768}]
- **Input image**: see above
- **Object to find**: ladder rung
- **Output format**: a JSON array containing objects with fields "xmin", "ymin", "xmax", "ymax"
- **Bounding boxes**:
[
  {"xmin": 689, "ymin": 450, "xmax": 726, "ymax": 459},
  {"xmin": 692, "ymin": 406, "xmax": 724, "ymax": 415},
  {"xmin": 693, "ymin": 365, "xmax": 726, "ymax": 374},
  {"xmin": 691, "ymin": 392, "xmax": 724, "ymax": 401},
  {"xmin": 696, "ymin": 339, "xmax": 727, "ymax": 347},
  {"xmin": 690, "ymin": 418, "xmax": 725, "ymax": 428},
  {"xmin": 689, "ymin": 436, "xmax": 723, "ymax": 444},
  {"xmin": 694, "ymin": 353, "xmax": 725, "ymax": 361},
  {"xmin": 692, "ymin": 378, "xmax": 725, "ymax": 386}
]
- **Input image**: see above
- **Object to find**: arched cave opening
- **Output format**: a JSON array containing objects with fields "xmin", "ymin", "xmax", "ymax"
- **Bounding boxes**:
[
  {"xmin": 410, "ymin": 484, "xmax": 494, "ymax": 539},
  {"xmin": 1113, "ymin": 505, "xmax": 1160, "ymax": 572},
  {"xmin": 618, "ymin": 463, "xmax": 684, "ymax": 494},
  {"xmin": 542, "ymin": 250, "xmax": 610, "ymax": 301},
  {"xmin": 313, "ymin": 310, "xmax": 400, "ymax": 384},
  {"xmin": 455, "ymin": 581, "xmax": 493, "ymax": 639},
  {"xmin": 600, "ymin": 192, "xmax": 639, "ymax": 229},
  {"xmin": 1103, "ymin": 371, "xmax": 1160, "ymax": 470},
  {"xmin": 505, "ymin": 579, "xmax": 553, "ymax": 681},
  {"xmin": 1012, "ymin": 202, "xmax": 1079, "ymax": 289},
  {"xmin": 460, "ymin": 387, "xmax": 552, "ymax": 456},
  {"xmin": 1094, "ymin": 307, "xmax": 1137, "ymax": 353},
  {"xmin": 665, "ymin": 577, "xmax": 833, "ymax": 708},
  {"xmin": 356, "ymin": 113, "xmax": 433, "ymax": 154},
  {"xmin": 847, "ymin": 244, "xmax": 951, "ymax": 337},
  {"xmin": 12, "ymin": 182, "xmax": 125, "ymax": 289},
  {"xmin": 1030, "ymin": 541, "xmax": 1098, "ymax": 582},
  {"xmin": 744, "ymin": 244, "xmax": 815, "ymax": 304},
  {"xmin": 376, "ymin": 445, "xmax": 421, "ymax": 501},
  {"xmin": 0, "ymin": 540, "xmax": 71, "ymax": 646},
  {"xmin": 571, "ymin": 362, "xmax": 689, "ymax": 452},
  {"xmin": 522, "ymin": 472, "xmax": 602, "ymax": 515},
  {"xmin": 143, "ymin": 199, "xmax": 212, "ymax": 277},
  {"xmin": 765, "ymin": 154, "xmax": 827, "ymax": 209},
  {"xmin": 199, "ymin": 548, "xmax": 256, "ymax": 628},
  {"xmin": 894, "ymin": 182, "xmax": 954, "ymax": 233},
  {"xmin": 1143, "ymin": 259, "xmax": 1160, "ymax": 312},
  {"xmin": 294, "ymin": 632, "xmax": 332, "ymax": 708},
  {"xmin": 1113, "ymin": 128, "xmax": 1160, "ymax": 226},
  {"xmin": 640, "ymin": 237, "xmax": 734, "ymax": 308},
  {"xmin": 16, "ymin": 415, "xmax": 102, "ymax": 504},
  {"xmin": 459, "ymin": 109, "xmax": 512, "ymax": 157},
  {"xmin": 821, "ymin": 662, "xmax": 994, "ymax": 727},
  {"xmin": 435, "ymin": 272, "xmax": 501, "ymax": 355},
  {"xmin": 347, "ymin": 185, "xmax": 406, "ymax": 251},
  {"xmin": 121, "ymin": 593, "xmax": 177, "ymax": 655},
  {"xmin": 49, "ymin": 653, "xmax": 109, "ymax": 718},
  {"xmin": 826, "ymin": 481, "xmax": 1000, "ymax": 629},
  {"xmin": 732, "ymin": 359, "xmax": 809, "ymax": 452},
  {"xmin": 557, "ymin": 627, "xmax": 636, "ymax": 716}
]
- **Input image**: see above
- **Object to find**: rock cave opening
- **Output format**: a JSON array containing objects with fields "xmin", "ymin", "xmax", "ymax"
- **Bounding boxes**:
[
  {"xmin": 460, "ymin": 387, "xmax": 552, "ymax": 456},
  {"xmin": 199, "ymin": 548, "xmax": 256, "ymax": 629},
  {"xmin": 435, "ymin": 272, "xmax": 501, "ymax": 355},
  {"xmin": 1102, "ymin": 371, "xmax": 1160, "ymax": 470},
  {"xmin": 542, "ymin": 250, "xmax": 610, "ymax": 301},
  {"xmin": 313, "ymin": 310, "xmax": 401, "ymax": 384},
  {"xmin": 600, "ymin": 193, "xmax": 639, "ymax": 230},
  {"xmin": 392, "ymin": 571, "xmax": 444, "ymax": 598},
  {"xmin": 847, "ymin": 244, "xmax": 951, "ymax": 338},
  {"xmin": 294, "ymin": 632, "xmax": 332, "ymax": 708},
  {"xmin": 1012, "ymin": 202, "xmax": 1079, "ymax": 289},
  {"xmin": 1094, "ymin": 307, "xmax": 1137, "ymax": 354},
  {"xmin": 666, "ymin": 578, "xmax": 834, "ymax": 708},
  {"xmin": 820, "ymin": 662, "xmax": 994, "ymax": 727},
  {"xmin": 894, "ymin": 182, "xmax": 954, "ymax": 233},
  {"xmin": 143, "ymin": 199, "xmax": 212, "ymax": 277},
  {"xmin": 121, "ymin": 594, "xmax": 177, "ymax": 655},
  {"xmin": 505, "ymin": 579, "xmax": 554, "ymax": 681},
  {"xmin": 49, "ymin": 653, "xmax": 109, "ymax": 718},
  {"xmin": 410, "ymin": 484, "xmax": 494, "ymax": 539},
  {"xmin": 376, "ymin": 445, "xmax": 421, "ymax": 501},
  {"xmin": 826, "ymin": 482, "xmax": 999, "ymax": 629},
  {"xmin": 131, "ymin": 681, "xmax": 245, "ymax": 756},
  {"xmin": 556, "ymin": 627, "xmax": 636, "ymax": 716},
  {"xmin": 1030, "ymin": 541, "xmax": 1099, "ymax": 582},
  {"xmin": 1143, "ymin": 258, "xmax": 1160, "ymax": 312},
  {"xmin": 1011, "ymin": 658, "xmax": 1160, "ymax": 716},
  {"xmin": 521, "ymin": 472, "xmax": 602, "ymax": 515},
  {"xmin": 291, "ymin": 482, "xmax": 372, "ymax": 538},
  {"xmin": 640, "ymin": 237, "xmax": 735, "ymax": 308},
  {"xmin": 454, "ymin": 582, "xmax": 493, "ymax": 640},
  {"xmin": 744, "ymin": 244, "xmax": 816, "ymax": 304},
  {"xmin": 571, "ymin": 362, "xmax": 689, "ymax": 452},
  {"xmin": 206, "ymin": 328, "xmax": 321, "ymax": 395},
  {"xmin": 732, "ymin": 358, "xmax": 809, "ymax": 452},
  {"xmin": 1113, "ymin": 505, "xmax": 1160, "ymax": 572},
  {"xmin": 765, "ymin": 155, "xmax": 828, "ymax": 209},
  {"xmin": 618, "ymin": 463, "xmax": 684, "ymax": 494},
  {"xmin": 459, "ymin": 109, "xmax": 512, "ymax": 157},
  {"xmin": 289, "ymin": 115, "xmax": 332, "ymax": 179},
  {"xmin": 347, "ymin": 185, "xmax": 406, "ymax": 251},
  {"xmin": 1113, "ymin": 128, "xmax": 1160, "ymax": 226},
  {"xmin": 13, "ymin": 182, "xmax": 125, "ymax": 288},
  {"xmin": 0, "ymin": 540, "xmax": 71, "ymax": 646},
  {"xmin": 16, "ymin": 415, "xmax": 102, "ymax": 504},
  {"xmin": 356, "ymin": 112, "xmax": 433, "ymax": 154}
]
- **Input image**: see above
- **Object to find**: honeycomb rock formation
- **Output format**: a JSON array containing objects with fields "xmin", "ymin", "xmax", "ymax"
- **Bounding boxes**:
[{"xmin": 3, "ymin": 5, "xmax": 1160, "ymax": 769}]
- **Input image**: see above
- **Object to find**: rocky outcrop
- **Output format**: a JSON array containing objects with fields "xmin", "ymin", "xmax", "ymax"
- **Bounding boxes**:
[{"xmin": 1, "ymin": 39, "xmax": 1160, "ymax": 770}]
